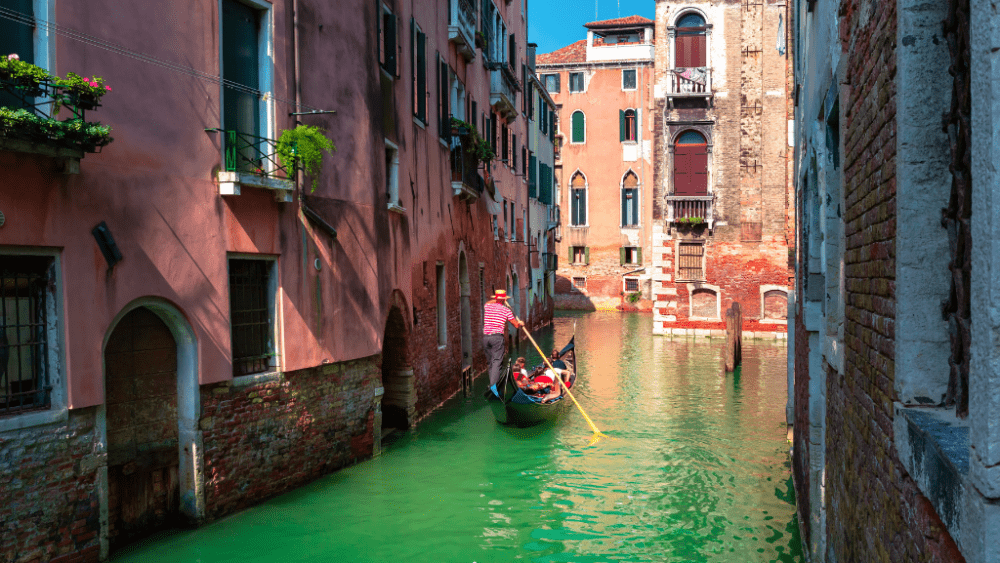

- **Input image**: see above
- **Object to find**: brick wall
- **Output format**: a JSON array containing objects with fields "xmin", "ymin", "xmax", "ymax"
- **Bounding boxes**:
[
  {"xmin": 200, "ymin": 357, "xmax": 380, "ymax": 519},
  {"xmin": 0, "ymin": 410, "xmax": 102, "ymax": 563},
  {"xmin": 824, "ymin": 0, "xmax": 964, "ymax": 559},
  {"xmin": 792, "ymin": 309, "xmax": 811, "ymax": 547}
]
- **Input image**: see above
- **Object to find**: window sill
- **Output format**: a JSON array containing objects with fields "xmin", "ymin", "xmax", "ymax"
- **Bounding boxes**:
[
  {"xmin": 759, "ymin": 318, "xmax": 788, "ymax": 325},
  {"xmin": 380, "ymin": 67, "xmax": 395, "ymax": 81},
  {"xmin": 413, "ymin": 116, "xmax": 427, "ymax": 130},
  {"xmin": 0, "ymin": 407, "xmax": 68, "ymax": 433},
  {"xmin": 231, "ymin": 370, "xmax": 282, "ymax": 389},
  {"xmin": 439, "ymin": 137, "xmax": 450, "ymax": 150},
  {"xmin": 388, "ymin": 203, "xmax": 407, "ymax": 214}
]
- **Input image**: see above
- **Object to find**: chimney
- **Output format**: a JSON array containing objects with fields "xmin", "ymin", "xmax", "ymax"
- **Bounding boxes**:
[{"xmin": 527, "ymin": 43, "xmax": 537, "ymax": 73}]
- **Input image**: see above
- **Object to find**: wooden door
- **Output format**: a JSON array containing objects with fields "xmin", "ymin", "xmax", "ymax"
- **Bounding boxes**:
[{"xmin": 105, "ymin": 308, "xmax": 179, "ymax": 550}]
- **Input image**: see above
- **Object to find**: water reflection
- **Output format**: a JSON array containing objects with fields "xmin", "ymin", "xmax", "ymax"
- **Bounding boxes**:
[{"xmin": 112, "ymin": 311, "xmax": 802, "ymax": 563}]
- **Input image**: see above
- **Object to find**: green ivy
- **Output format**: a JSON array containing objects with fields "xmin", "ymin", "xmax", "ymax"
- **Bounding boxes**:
[{"xmin": 276, "ymin": 124, "xmax": 335, "ymax": 191}]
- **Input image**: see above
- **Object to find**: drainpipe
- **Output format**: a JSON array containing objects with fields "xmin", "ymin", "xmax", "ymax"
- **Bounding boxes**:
[{"xmin": 292, "ymin": 0, "xmax": 303, "ymax": 196}]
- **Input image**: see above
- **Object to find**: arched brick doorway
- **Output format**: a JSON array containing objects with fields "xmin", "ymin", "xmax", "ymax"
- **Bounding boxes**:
[
  {"xmin": 104, "ymin": 307, "xmax": 180, "ymax": 550},
  {"xmin": 381, "ymin": 303, "xmax": 414, "ymax": 435}
]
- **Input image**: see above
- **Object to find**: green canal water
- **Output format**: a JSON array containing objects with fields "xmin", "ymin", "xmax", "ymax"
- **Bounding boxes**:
[{"xmin": 113, "ymin": 311, "xmax": 802, "ymax": 563}]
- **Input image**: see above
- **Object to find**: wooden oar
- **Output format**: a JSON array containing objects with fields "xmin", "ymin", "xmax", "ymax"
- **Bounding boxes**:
[{"xmin": 515, "ymin": 318, "xmax": 609, "ymax": 444}]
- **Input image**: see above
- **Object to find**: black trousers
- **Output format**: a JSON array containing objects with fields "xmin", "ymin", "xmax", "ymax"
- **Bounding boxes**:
[{"xmin": 483, "ymin": 333, "xmax": 506, "ymax": 387}]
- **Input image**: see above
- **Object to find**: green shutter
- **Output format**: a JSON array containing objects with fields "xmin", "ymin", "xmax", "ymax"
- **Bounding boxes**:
[
  {"xmin": 584, "ymin": 247, "xmax": 590, "ymax": 265},
  {"xmin": 572, "ymin": 112, "xmax": 584, "ymax": 143},
  {"xmin": 550, "ymin": 109, "xmax": 556, "ymax": 142},
  {"xmin": 417, "ymin": 32, "xmax": 427, "ymax": 121},
  {"xmin": 529, "ymin": 155, "xmax": 537, "ymax": 198},
  {"xmin": 620, "ymin": 247, "xmax": 626, "ymax": 266},
  {"xmin": 636, "ymin": 247, "xmax": 643, "ymax": 265},
  {"xmin": 619, "ymin": 110, "xmax": 625, "ymax": 142},
  {"xmin": 569, "ymin": 246, "xmax": 574, "ymax": 264}
]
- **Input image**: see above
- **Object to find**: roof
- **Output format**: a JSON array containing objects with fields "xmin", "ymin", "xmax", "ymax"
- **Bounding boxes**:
[
  {"xmin": 536, "ymin": 40, "xmax": 587, "ymax": 65},
  {"xmin": 583, "ymin": 15, "xmax": 654, "ymax": 29}
]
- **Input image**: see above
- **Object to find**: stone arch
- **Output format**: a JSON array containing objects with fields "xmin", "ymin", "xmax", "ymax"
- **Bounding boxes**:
[
  {"xmin": 100, "ymin": 297, "xmax": 201, "ymax": 557},
  {"xmin": 381, "ymin": 290, "xmax": 415, "ymax": 434},
  {"xmin": 686, "ymin": 283, "xmax": 722, "ymax": 320},
  {"xmin": 760, "ymin": 285, "xmax": 789, "ymax": 322}
]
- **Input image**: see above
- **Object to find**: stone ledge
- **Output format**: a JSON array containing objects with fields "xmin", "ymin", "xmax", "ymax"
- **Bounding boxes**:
[{"xmin": 0, "ymin": 407, "xmax": 69, "ymax": 433}]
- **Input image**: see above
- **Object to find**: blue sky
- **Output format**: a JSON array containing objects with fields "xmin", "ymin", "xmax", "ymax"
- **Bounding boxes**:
[{"xmin": 528, "ymin": 0, "xmax": 655, "ymax": 54}]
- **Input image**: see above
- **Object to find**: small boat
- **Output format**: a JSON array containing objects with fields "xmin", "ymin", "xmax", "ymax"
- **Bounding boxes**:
[{"xmin": 484, "ymin": 337, "xmax": 577, "ymax": 427}]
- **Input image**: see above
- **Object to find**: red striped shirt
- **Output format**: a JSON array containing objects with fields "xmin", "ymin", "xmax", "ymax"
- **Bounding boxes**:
[{"xmin": 483, "ymin": 302, "xmax": 515, "ymax": 335}]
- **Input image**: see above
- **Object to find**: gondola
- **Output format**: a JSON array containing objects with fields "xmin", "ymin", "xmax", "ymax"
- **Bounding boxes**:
[{"xmin": 484, "ymin": 337, "xmax": 577, "ymax": 427}]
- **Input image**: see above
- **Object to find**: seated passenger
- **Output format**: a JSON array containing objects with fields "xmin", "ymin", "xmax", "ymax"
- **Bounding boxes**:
[
  {"xmin": 550, "ymin": 348, "xmax": 568, "ymax": 370},
  {"xmin": 513, "ymin": 357, "xmax": 549, "ymax": 394}
]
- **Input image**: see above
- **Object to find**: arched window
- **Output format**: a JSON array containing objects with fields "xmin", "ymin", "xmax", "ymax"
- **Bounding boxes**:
[
  {"xmin": 675, "ymin": 12, "xmax": 707, "ymax": 68},
  {"xmin": 570, "ymin": 172, "xmax": 587, "ymax": 225},
  {"xmin": 620, "ymin": 109, "xmax": 637, "ymax": 142},
  {"xmin": 571, "ymin": 111, "xmax": 586, "ymax": 143},
  {"xmin": 621, "ymin": 171, "xmax": 639, "ymax": 226},
  {"xmin": 674, "ymin": 130, "xmax": 708, "ymax": 195}
]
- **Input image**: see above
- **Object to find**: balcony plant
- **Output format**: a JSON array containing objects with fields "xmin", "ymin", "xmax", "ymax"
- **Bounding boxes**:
[
  {"xmin": 675, "ymin": 216, "xmax": 706, "ymax": 226},
  {"xmin": 276, "ymin": 124, "xmax": 335, "ymax": 191},
  {"xmin": 0, "ymin": 107, "xmax": 113, "ymax": 150},
  {"xmin": 0, "ymin": 54, "xmax": 50, "ymax": 96},
  {"xmin": 475, "ymin": 30, "xmax": 488, "ymax": 50},
  {"xmin": 450, "ymin": 117, "xmax": 494, "ymax": 164},
  {"xmin": 55, "ymin": 73, "xmax": 112, "ymax": 110}
]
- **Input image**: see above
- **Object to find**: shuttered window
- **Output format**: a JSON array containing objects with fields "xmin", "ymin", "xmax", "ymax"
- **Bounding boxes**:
[
  {"xmin": 571, "ymin": 111, "xmax": 585, "ymax": 143},
  {"xmin": 675, "ymin": 13, "xmax": 707, "ymax": 68},
  {"xmin": 412, "ymin": 21, "xmax": 427, "ymax": 122},
  {"xmin": 620, "ymin": 109, "xmax": 637, "ymax": 142},
  {"xmin": 539, "ymin": 163, "xmax": 553, "ymax": 205},
  {"xmin": 622, "ymin": 69, "xmax": 637, "ymax": 90},
  {"xmin": 223, "ymin": 0, "xmax": 261, "ymax": 138},
  {"xmin": 677, "ymin": 242, "xmax": 705, "ymax": 280},
  {"xmin": 569, "ymin": 72, "xmax": 584, "ymax": 92},
  {"xmin": 571, "ymin": 188, "xmax": 586, "ymax": 225},
  {"xmin": 438, "ymin": 55, "xmax": 450, "ymax": 139},
  {"xmin": 674, "ymin": 130, "xmax": 708, "ymax": 195},
  {"xmin": 543, "ymin": 74, "xmax": 560, "ymax": 93},
  {"xmin": 379, "ymin": 5, "xmax": 397, "ymax": 75},
  {"xmin": 528, "ymin": 155, "xmax": 537, "ymax": 198}
]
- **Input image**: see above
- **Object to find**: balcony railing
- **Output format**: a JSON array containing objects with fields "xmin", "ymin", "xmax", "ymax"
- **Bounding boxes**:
[
  {"xmin": 209, "ymin": 128, "xmax": 294, "ymax": 202},
  {"xmin": 546, "ymin": 205, "xmax": 560, "ymax": 231},
  {"xmin": 451, "ymin": 136, "xmax": 481, "ymax": 200},
  {"xmin": 667, "ymin": 67, "xmax": 712, "ymax": 96},
  {"xmin": 449, "ymin": 0, "xmax": 476, "ymax": 60},
  {"xmin": 489, "ymin": 63, "xmax": 519, "ymax": 118},
  {"xmin": 666, "ymin": 195, "xmax": 715, "ymax": 228}
]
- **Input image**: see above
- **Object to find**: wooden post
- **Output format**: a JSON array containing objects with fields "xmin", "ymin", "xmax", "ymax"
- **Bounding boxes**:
[{"xmin": 724, "ymin": 302, "xmax": 744, "ymax": 372}]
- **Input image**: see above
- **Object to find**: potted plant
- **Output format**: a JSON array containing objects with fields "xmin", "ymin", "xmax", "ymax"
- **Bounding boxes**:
[
  {"xmin": 57, "ymin": 72, "xmax": 112, "ymax": 110},
  {"xmin": 276, "ymin": 124, "xmax": 335, "ymax": 191},
  {"xmin": 450, "ymin": 117, "xmax": 472, "ymax": 136},
  {"xmin": 475, "ymin": 30, "xmax": 488, "ymax": 50},
  {"xmin": 675, "ymin": 216, "xmax": 706, "ymax": 226},
  {"xmin": 0, "ymin": 54, "xmax": 50, "ymax": 97}
]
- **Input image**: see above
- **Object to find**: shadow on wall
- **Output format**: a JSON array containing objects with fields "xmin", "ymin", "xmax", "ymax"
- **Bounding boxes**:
[{"xmin": 553, "ymin": 274, "xmax": 598, "ymax": 311}]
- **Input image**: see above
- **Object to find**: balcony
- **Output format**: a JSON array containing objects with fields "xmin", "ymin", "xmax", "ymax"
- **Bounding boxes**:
[
  {"xmin": 450, "ymin": 136, "xmax": 482, "ymax": 201},
  {"xmin": 546, "ymin": 205, "xmax": 560, "ymax": 231},
  {"xmin": 586, "ymin": 37, "xmax": 654, "ymax": 62},
  {"xmin": 666, "ymin": 195, "xmax": 715, "ymax": 229},
  {"xmin": 0, "ymin": 71, "xmax": 113, "ymax": 173},
  {"xmin": 543, "ymin": 252, "xmax": 558, "ymax": 272},
  {"xmin": 210, "ymin": 129, "xmax": 294, "ymax": 202},
  {"xmin": 489, "ymin": 63, "xmax": 519, "ymax": 119},
  {"xmin": 449, "ymin": 0, "xmax": 476, "ymax": 61},
  {"xmin": 667, "ymin": 67, "xmax": 712, "ymax": 97}
]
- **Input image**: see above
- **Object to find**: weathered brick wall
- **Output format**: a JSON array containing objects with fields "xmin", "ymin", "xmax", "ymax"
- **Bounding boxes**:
[
  {"xmin": 200, "ymin": 357, "xmax": 380, "ymax": 519},
  {"xmin": 792, "ymin": 308, "xmax": 811, "ymax": 547},
  {"xmin": 825, "ymin": 0, "xmax": 964, "ymax": 559},
  {"xmin": 0, "ymin": 410, "xmax": 102, "ymax": 563}
]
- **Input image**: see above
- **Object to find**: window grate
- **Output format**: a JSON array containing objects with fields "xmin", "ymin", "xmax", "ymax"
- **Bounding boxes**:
[
  {"xmin": 678, "ymin": 242, "xmax": 704, "ymax": 280},
  {"xmin": 625, "ymin": 278, "xmax": 639, "ymax": 292},
  {"xmin": 1, "ymin": 257, "xmax": 52, "ymax": 416},
  {"xmin": 573, "ymin": 277, "xmax": 587, "ymax": 290},
  {"xmin": 229, "ymin": 259, "xmax": 272, "ymax": 377}
]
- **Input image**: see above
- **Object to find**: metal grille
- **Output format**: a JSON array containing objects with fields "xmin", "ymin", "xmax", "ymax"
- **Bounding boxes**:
[
  {"xmin": 229, "ymin": 259, "xmax": 272, "ymax": 376},
  {"xmin": 625, "ymin": 278, "xmax": 639, "ymax": 292},
  {"xmin": 1, "ymin": 256, "xmax": 52, "ymax": 416},
  {"xmin": 573, "ymin": 277, "xmax": 587, "ymax": 290},
  {"xmin": 678, "ymin": 242, "xmax": 704, "ymax": 280}
]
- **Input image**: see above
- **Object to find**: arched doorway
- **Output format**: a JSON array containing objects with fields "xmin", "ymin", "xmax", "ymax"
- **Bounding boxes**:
[
  {"xmin": 459, "ymin": 252, "xmax": 472, "ymax": 368},
  {"xmin": 104, "ymin": 307, "xmax": 180, "ymax": 550},
  {"xmin": 381, "ymin": 304, "xmax": 415, "ymax": 438}
]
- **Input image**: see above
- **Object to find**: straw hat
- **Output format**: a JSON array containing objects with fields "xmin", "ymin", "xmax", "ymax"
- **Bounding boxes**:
[{"xmin": 494, "ymin": 289, "xmax": 509, "ymax": 301}]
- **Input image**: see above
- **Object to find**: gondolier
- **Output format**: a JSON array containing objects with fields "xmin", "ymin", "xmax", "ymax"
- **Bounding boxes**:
[{"xmin": 483, "ymin": 289, "xmax": 523, "ymax": 390}]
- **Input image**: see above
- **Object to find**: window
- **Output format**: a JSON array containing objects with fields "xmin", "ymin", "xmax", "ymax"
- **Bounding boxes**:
[
  {"xmin": 229, "ymin": 258, "xmax": 276, "ymax": 377},
  {"xmin": 572, "ymin": 277, "xmax": 587, "ymax": 290},
  {"xmin": 436, "ymin": 263, "xmax": 446, "ymax": 346},
  {"xmin": 412, "ymin": 21, "xmax": 427, "ymax": 122},
  {"xmin": 571, "ymin": 246, "xmax": 589, "ymax": 265},
  {"xmin": 223, "ymin": 0, "xmax": 263, "ymax": 139},
  {"xmin": 677, "ymin": 242, "xmax": 705, "ymax": 280},
  {"xmin": 386, "ymin": 140, "xmax": 402, "ymax": 210},
  {"xmin": 512, "ymin": 134, "xmax": 517, "ymax": 170},
  {"xmin": 570, "ymin": 172, "xmax": 587, "ymax": 225},
  {"xmin": 571, "ymin": 111, "xmax": 585, "ymax": 143},
  {"xmin": 479, "ymin": 266, "xmax": 486, "ymax": 310},
  {"xmin": 624, "ymin": 278, "xmax": 639, "ymax": 292},
  {"xmin": 0, "ymin": 0, "xmax": 37, "ymax": 110},
  {"xmin": 438, "ymin": 55, "xmax": 450, "ymax": 139},
  {"xmin": 501, "ymin": 122, "xmax": 509, "ymax": 163},
  {"xmin": 622, "ymin": 171, "xmax": 639, "ymax": 226},
  {"xmin": 569, "ymin": 72, "xmax": 584, "ymax": 93},
  {"xmin": 691, "ymin": 288, "xmax": 718, "ymax": 319},
  {"xmin": 528, "ymin": 154, "xmax": 537, "ymax": 197},
  {"xmin": 620, "ymin": 109, "xmax": 637, "ymax": 142},
  {"xmin": 539, "ymin": 163, "xmax": 553, "ymax": 205},
  {"xmin": 620, "ymin": 246, "xmax": 642, "ymax": 265},
  {"xmin": 622, "ymin": 69, "xmax": 637, "ymax": 90},
  {"xmin": 675, "ymin": 13, "xmax": 707, "ymax": 68},
  {"xmin": 674, "ymin": 130, "xmax": 709, "ymax": 195},
  {"xmin": 503, "ymin": 198, "xmax": 508, "ymax": 239},
  {"xmin": 543, "ymin": 73, "xmax": 560, "ymax": 93},
  {"xmin": 1, "ymin": 256, "xmax": 55, "ymax": 415},
  {"xmin": 379, "ymin": 3, "xmax": 397, "ymax": 75}
]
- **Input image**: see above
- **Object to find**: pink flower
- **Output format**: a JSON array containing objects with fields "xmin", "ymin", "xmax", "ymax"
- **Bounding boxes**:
[
  {"xmin": 105, "ymin": 85, "xmax": 111, "ymax": 92},
  {"xmin": 89, "ymin": 81, "xmax": 98, "ymax": 87},
  {"xmin": 7, "ymin": 53, "xmax": 19, "ymax": 60},
  {"xmin": 81, "ymin": 77, "xmax": 89, "ymax": 82}
]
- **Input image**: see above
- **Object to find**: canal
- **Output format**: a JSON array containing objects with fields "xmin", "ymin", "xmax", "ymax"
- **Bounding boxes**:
[{"xmin": 113, "ymin": 311, "xmax": 802, "ymax": 563}]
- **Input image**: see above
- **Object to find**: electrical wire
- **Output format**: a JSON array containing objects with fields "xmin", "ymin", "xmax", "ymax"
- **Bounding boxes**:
[{"xmin": 0, "ymin": 6, "xmax": 321, "ymax": 112}]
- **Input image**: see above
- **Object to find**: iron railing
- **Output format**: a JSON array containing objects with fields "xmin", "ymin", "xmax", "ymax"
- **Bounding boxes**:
[
  {"xmin": 208, "ymin": 128, "xmax": 292, "ymax": 179},
  {"xmin": 450, "ymin": 137, "xmax": 481, "ymax": 197},
  {"xmin": 667, "ymin": 67, "xmax": 712, "ymax": 95},
  {"xmin": 1, "ymin": 76, "xmax": 93, "ymax": 121},
  {"xmin": 666, "ymin": 195, "xmax": 714, "ymax": 225},
  {"xmin": 0, "ymin": 76, "xmax": 111, "ymax": 153},
  {"xmin": 1, "ymin": 257, "xmax": 52, "ymax": 416}
]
